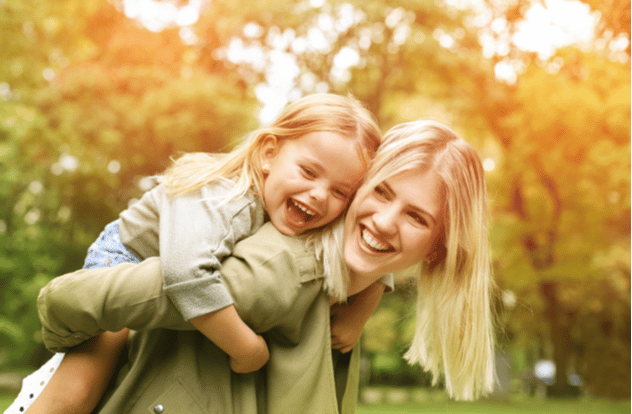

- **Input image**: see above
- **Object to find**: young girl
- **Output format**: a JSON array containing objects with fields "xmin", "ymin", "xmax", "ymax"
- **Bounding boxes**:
[{"xmin": 9, "ymin": 93, "xmax": 384, "ymax": 413}]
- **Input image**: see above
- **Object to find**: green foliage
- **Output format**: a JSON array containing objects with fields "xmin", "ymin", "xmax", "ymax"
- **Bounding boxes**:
[{"xmin": 362, "ymin": 278, "xmax": 432, "ymax": 386}]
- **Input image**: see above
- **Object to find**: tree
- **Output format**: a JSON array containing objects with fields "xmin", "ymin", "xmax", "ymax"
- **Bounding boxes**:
[
  {"xmin": 463, "ymin": 3, "xmax": 631, "ymax": 396},
  {"xmin": 0, "ymin": 0, "xmax": 105, "ymax": 366},
  {"xmin": 200, "ymin": 0, "xmax": 482, "ymax": 127}
]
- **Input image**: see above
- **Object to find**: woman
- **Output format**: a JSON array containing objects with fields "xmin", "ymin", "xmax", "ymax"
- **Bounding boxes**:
[{"xmin": 25, "ymin": 119, "xmax": 494, "ymax": 413}]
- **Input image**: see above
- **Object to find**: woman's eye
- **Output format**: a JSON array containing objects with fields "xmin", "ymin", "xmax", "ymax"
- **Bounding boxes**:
[
  {"xmin": 409, "ymin": 212, "xmax": 427, "ymax": 226},
  {"xmin": 374, "ymin": 185, "xmax": 388, "ymax": 200}
]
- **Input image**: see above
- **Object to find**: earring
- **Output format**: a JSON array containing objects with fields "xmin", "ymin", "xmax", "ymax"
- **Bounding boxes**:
[{"xmin": 262, "ymin": 163, "xmax": 270, "ymax": 174}]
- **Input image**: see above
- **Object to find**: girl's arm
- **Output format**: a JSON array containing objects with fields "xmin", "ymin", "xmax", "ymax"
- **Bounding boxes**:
[
  {"xmin": 153, "ymin": 185, "xmax": 269, "ymax": 372},
  {"xmin": 190, "ymin": 307, "xmax": 269, "ymax": 373},
  {"xmin": 330, "ymin": 280, "xmax": 386, "ymax": 353}
]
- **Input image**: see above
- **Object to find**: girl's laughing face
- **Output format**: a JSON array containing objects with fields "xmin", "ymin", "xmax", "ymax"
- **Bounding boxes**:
[{"xmin": 262, "ymin": 131, "xmax": 366, "ymax": 236}]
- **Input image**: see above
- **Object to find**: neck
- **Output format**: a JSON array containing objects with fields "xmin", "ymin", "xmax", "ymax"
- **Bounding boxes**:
[{"xmin": 346, "ymin": 269, "xmax": 384, "ymax": 297}]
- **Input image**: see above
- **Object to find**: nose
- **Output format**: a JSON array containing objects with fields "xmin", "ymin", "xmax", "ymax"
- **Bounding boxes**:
[
  {"xmin": 308, "ymin": 182, "xmax": 328, "ymax": 203},
  {"xmin": 371, "ymin": 204, "xmax": 398, "ymax": 236}
]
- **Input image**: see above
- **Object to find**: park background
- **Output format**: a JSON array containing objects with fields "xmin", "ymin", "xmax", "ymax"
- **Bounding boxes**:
[{"xmin": 0, "ymin": 0, "xmax": 630, "ymax": 411}]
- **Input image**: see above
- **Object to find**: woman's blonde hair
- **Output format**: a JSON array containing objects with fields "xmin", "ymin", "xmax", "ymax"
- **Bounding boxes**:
[
  {"xmin": 160, "ymin": 93, "xmax": 381, "ymax": 200},
  {"xmin": 324, "ymin": 119, "xmax": 495, "ymax": 400}
]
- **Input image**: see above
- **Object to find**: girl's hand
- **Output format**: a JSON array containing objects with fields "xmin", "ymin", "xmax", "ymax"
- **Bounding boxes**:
[
  {"xmin": 229, "ymin": 334, "xmax": 270, "ymax": 373},
  {"xmin": 190, "ymin": 305, "xmax": 269, "ymax": 374}
]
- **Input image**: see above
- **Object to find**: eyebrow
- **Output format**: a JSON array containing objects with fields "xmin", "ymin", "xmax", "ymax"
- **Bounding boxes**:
[{"xmin": 381, "ymin": 180, "xmax": 438, "ymax": 227}]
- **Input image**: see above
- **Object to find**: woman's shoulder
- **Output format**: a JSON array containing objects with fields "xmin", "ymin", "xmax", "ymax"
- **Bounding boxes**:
[
  {"xmin": 222, "ymin": 223, "xmax": 325, "ymax": 332},
  {"xmin": 230, "ymin": 223, "xmax": 322, "ymax": 281},
  {"xmin": 234, "ymin": 223, "xmax": 311, "ymax": 256}
]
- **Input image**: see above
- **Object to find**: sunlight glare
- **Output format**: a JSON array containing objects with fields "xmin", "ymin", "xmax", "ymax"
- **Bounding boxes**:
[
  {"xmin": 513, "ymin": 0, "xmax": 597, "ymax": 59},
  {"xmin": 123, "ymin": 0, "xmax": 202, "ymax": 32}
]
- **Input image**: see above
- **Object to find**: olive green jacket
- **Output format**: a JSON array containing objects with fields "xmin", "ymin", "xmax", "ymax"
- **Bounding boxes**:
[{"xmin": 38, "ymin": 223, "xmax": 360, "ymax": 414}]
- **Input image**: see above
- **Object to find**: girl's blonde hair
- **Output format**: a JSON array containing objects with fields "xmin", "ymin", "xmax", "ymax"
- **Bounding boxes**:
[
  {"xmin": 160, "ymin": 93, "xmax": 381, "ymax": 199},
  {"xmin": 323, "ymin": 119, "xmax": 495, "ymax": 400}
]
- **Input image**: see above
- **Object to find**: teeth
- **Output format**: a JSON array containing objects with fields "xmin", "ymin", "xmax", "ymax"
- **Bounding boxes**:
[
  {"xmin": 292, "ymin": 200, "xmax": 315, "ymax": 218},
  {"xmin": 361, "ymin": 229, "xmax": 390, "ymax": 252}
]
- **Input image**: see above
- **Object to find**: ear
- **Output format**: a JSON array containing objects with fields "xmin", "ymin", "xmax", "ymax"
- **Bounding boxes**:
[
  {"xmin": 425, "ymin": 240, "xmax": 446, "ymax": 270},
  {"xmin": 259, "ymin": 135, "xmax": 278, "ymax": 174}
]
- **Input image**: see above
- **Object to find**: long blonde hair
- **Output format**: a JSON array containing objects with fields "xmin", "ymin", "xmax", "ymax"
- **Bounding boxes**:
[
  {"xmin": 324, "ymin": 119, "xmax": 495, "ymax": 400},
  {"xmin": 160, "ymin": 93, "xmax": 381, "ymax": 200}
]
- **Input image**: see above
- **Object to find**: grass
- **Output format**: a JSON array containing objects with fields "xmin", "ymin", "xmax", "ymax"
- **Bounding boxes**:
[
  {"xmin": 1, "ymin": 394, "xmax": 16, "ymax": 412},
  {"xmin": 1, "ymin": 391, "xmax": 629, "ymax": 413},
  {"xmin": 355, "ymin": 398, "xmax": 630, "ymax": 414},
  {"xmin": 353, "ymin": 386, "xmax": 630, "ymax": 414}
]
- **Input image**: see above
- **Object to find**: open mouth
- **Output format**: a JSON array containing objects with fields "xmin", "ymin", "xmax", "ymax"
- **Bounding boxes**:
[
  {"xmin": 360, "ymin": 226, "xmax": 393, "ymax": 252},
  {"xmin": 286, "ymin": 198, "xmax": 318, "ymax": 225}
]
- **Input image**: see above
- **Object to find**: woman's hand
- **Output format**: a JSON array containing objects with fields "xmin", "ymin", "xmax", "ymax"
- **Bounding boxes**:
[
  {"xmin": 330, "ymin": 281, "xmax": 386, "ymax": 353},
  {"xmin": 330, "ymin": 303, "xmax": 365, "ymax": 353},
  {"xmin": 229, "ymin": 334, "xmax": 270, "ymax": 373}
]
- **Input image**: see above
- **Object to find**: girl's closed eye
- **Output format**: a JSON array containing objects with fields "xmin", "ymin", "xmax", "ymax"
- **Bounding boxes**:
[
  {"xmin": 333, "ymin": 188, "xmax": 350, "ymax": 199},
  {"xmin": 301, "ymin": 165, "xmax": 317, "ymax": 178}
]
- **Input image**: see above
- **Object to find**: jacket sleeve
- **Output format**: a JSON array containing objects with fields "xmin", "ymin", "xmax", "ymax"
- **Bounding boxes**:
[
  {"xmin": 158, "ymin": 183, "xmax": 262, "ymax": 321},
  {"xmin": 37, "ymin": 257, "xmax": 192, "ymax": 353}
]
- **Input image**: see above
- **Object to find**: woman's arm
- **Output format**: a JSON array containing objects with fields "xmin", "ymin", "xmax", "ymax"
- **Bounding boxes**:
[
  {"xmin": 30, "ymin": 258, "xmax": 177, "ymax": 413},
  {"xmin": 39, "ymin": 257, "xmax": 268, "ymax": 373},
  {"xmin": 26, "ymin": 330, "xmax": 128, "ymax": 414},
  {"xmin": 38, "ymin": 258, "xmax": 188, "ymax": 353},
  {"xmin": 330, "ymin": 280, "xmax": 386, "ymax": 353}
]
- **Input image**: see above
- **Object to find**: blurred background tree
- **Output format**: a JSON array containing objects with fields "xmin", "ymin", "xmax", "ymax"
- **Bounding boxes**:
[{"xmin": 1, "ymin": 0, "xmax": 629, "ymax": 399}]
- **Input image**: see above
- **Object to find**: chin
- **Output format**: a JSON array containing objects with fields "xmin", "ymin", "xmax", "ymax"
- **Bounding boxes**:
[{"xmin": 344, "ymin": 250, "xmax": 380, "ymax": 278}]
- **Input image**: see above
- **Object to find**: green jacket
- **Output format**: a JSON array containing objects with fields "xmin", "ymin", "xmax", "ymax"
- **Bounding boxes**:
[{"xmin": 38, "ymin": 223, "xmax": 360, "ymax": 414}]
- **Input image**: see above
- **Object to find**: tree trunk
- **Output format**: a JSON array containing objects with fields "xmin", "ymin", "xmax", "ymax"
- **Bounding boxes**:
[{"xmin": 539, "ymin": 280, "xmax": 578, "ymax": 397}]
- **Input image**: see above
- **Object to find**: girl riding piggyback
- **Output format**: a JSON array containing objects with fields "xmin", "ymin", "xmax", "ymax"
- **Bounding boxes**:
[{"xmin": 86, "ymin": 92, "xmax": 382, "ymax": 372}]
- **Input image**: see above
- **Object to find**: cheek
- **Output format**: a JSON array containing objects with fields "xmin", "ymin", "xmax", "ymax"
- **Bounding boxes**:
[
  {"xmin": 330, "ymin": 198, "xmax": 349, "ymax": 217},
  {"xmin": 350, "ymin": 196, "xmax": 376, "ymax": 219},
  {"xmin": 343, "ymin": 212, "xmax": 356, "ymax": 243},
  {"xmin": 403, "ymin": 230, "xmax": 434, "ymax": 261}
]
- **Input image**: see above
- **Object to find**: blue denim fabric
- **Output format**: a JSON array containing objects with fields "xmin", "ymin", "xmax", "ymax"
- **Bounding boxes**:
[{"xmin": 83, "ymin": 220, "xmax": 142, "ymax": 269}]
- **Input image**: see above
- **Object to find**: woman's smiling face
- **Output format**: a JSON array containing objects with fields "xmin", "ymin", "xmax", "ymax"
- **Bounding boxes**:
[{"xmin": 343, "ymin": 167, "xmax": 445, "ymax": 280}]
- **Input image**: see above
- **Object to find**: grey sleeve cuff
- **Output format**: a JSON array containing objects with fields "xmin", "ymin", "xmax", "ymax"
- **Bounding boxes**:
[{"xmin": 164, "ymin": 278, "xmax": 235, "ymax": 321}]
